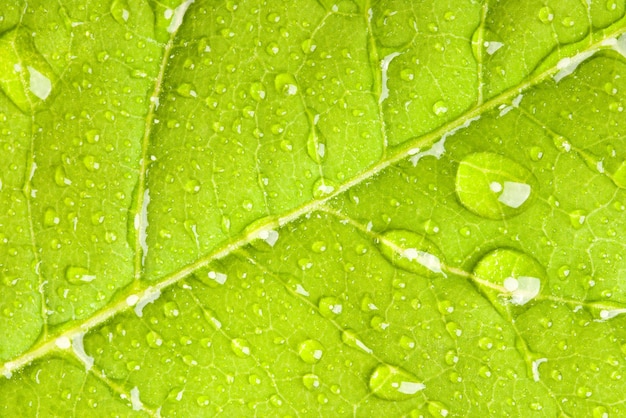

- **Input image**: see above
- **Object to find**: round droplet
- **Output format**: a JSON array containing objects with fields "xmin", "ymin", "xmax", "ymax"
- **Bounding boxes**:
[
  {"xmin": 231, "ymin": 338, "xmax": 251, "ymax": 357},
  {"xmin": 378, "ymin": 230, "xmax": 445, "ymax": 277},
  {"xmin": 455, "ymin": 153, "xmax": 537, "ymax": 219},
  {"xmin": 65, "ymin": 266, "xmax": 96, "ymax": 284},
  {"xmin": 369, "ymin": 364, "xmax": 425, "ymax": 401},
  {"xmin": 472, "ymin": 249, "xmax": 545, "ymax": 310},
  {"xmin": 146, "ymin": 331, "xmax": 163, "ymax": 348},
  {"xmin": 312, "ymin": 178, "xmax": 336, "ymax": 197},
  {"xmin": 302, "ymin": 373, "xmax": 320, "ymax": 390},
  {"xmin": 83, "ymin": 155, "xmax": 100, "ymax": 171},
  {"xmin": 274, "ymin": 73, "xmax": 298, "ymax": 96},
  {"xmin": 538, "ymin": 6, "xmax": 554, "ymax": 23},
  {"xmin": 432, "ymin": 100, "xmax": 448, "ymax": 116},
  {"xmin": 249, "ymin": 82, "xmax": 266, "ymax": 101},
  {"xmin": 586, "ymin": 300, "xmax": 626, "ymax": 321},
  {"xmin": 163, "ymin": 301, "xmax": 180, "ymax": 318},
  {"xmin": 318, "ymin": 296, "xmax": 342, "ymax": 318},
  {"xmin": 298, "ymin": 339, "xmax": 324, "ymax": 364},
  {"xmin": 43, "ymin": 207, "xmax": 60, "ymax": 227}
]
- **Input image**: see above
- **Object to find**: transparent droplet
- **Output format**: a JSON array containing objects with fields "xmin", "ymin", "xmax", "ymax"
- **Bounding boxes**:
[
  {"xmin": 274, "ymin": 73, "xmax": 298, "ymax": 96},
  {"xmin": 110, "ymin": 0, "xmax": 131, "ymax": 24},
  {"xmin": 538, "ymin": 6, "xmax": 554, "ymax": 23},
  {"xmin": 569, "ymin": 210, "xmax": 587, "ymax": 229},
  {"xmin": 163, "ymin": 301, "xmax": 180, "ymax": 318},
  {"xmin": 184, "ymin": 179, "xmax": 201, "ymax": 194},
  {"xmin": 369, "ymin": 364, "xmax": 425, "ymax": 401},
  {"xmin": 302, "ymin": 373, "xmax": 320, "ymax": 390},
  {"xmin": 146, "ymin": 331, "xmax": 163, "ymax": 348},
  {"xmin": 318, "ymin": 296, "xmax": 342, "ymax": 318},
  {"xmin": 231, "ymin": 338, "xmax": 251, "ymax": 357},
  {"xmin": 83, "ymin": 155, "xmax": 100, "ymax": 171},
  {"xmin": 175, "ymin": 83, "xmax": 197, "ymax": 98},
  {"xmin": 312, "ymin": 178, "xmax": 337, "ymax": 197},
  {"xmin": 432, "ymin": 100, "xmax": 448, "ymax": 116},
  {"xmin": 378, "ymin": 230, "xmax": 445, "ymax": 277},
  {"xmin": 43, "ymin": 207, "xmax": 60, "ymax": 227},
  {"xmin": 455, "ymin": 152, "xmax": 537, "ymax": 219},
  {"xmin": 249, "ymin": 81, "xmax": 266, "ymax": 101},
  {"xmin": 472, "ymin": 248, "xmax": 545, "ymax": 311},
  {"xmin": 298, "ymin": 339, "xmax": 324, "ymax": 364},
  {"xmin": 341, "ymin": 329, "xmax": 372, "ymax": 353},
  {"xmin": 66, "ymin": 266, "xmax": 96, "ymax": 284},
  {"xmin": 54, "ymin": 166, "xmax": 71, "ymax": 187}
]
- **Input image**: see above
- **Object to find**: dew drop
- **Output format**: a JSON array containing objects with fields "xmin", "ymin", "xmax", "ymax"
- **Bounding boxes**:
[
  {"xmin": 472, "ymin": 248, "xmax": 545, "ymax": 310},
  {"xmin": 378, "ymin": 230, "xmax": 445, "ymax": 277},
  {"xmin": 312, "ymin": 178, "xmax": 336, "ymax": 197},
  {"xmin": 83, "ymin": 155, "xmax": 100, "ymax": 172},
  {"xmin": 569, "ymin": 210, "xmax": 587, "ymax": 229},
  {"xmin": 432, "ymin": 100, "xmax": 448, "ymax": 116},
  {"xmin": 538, "ymin": 6, "xmax": 554, "ymax": 23},
  {"xmin": 274, "ymin": 73, "xmax": 298, "ymax": 96},
  {"xmin": 175, "ymin": 83, "xmax": 197, "ymax": 98},
  {"xmin": 586, "ymin": 300, "xmax": 626, "ymax": 321},
  {"xmin": 163, "ymin": 301, "xmax": 180, "ymax": 318},
  {"xmin": 184, "ymin": 179, "xmax": 201, "ymax": 194},
  {"xmin": 455, "ymin": 153, "xmax": 537, "ymax": 219},
  {"xmin": 302, "ymin": 373, "xmax": 320, "ymax": 390},
  {"xmin": 341, "ymin": 329, "xmax": 372, "ymax": 353},
  {"xmin": 428, "ymin": 401, "xmax": 450, "ymax": 417},
  {"xmin": 111, "ymin": 0, "xmax": 131, "ymax": 24},
  {"xmin": 43, "ymin": 207, "xmax": 60, "ymax": 227},
  {"xmin": 249, "ymin": 81, "xmax": 266, "ymax": 101},
  {"xmin": 318, "ymin": 296, "xmax": 342, "ymax": 318},
  {"xmin": 298, "ymin": 339, "xmax": 324, "ymax": 364},
  {"xmin": 231, "ymin": 338, "xmax": 251, "ymax": 357},
  {"xmin": 369, "ymin": 364, "xmax": 425, "ymax": 401},
  {"xmin": 54, "ymin": 166, "xmax": 71, "ymax": 187},
  {"xmin": 146, "ymin": 331, "xmax": 163, "ymax": 348},
  {"xmin": 66, "ymin": 266, "xmax": 96, "ymax": 284}
]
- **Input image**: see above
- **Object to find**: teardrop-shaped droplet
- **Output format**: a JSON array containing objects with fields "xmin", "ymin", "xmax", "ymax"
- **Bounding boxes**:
[
  {"xmin": 378, "ymin": 230, "xmax": 445, "ymax": 277},
  {"xmin": 369, "ymin": 364, "xmax": 425, "ymax": 401},
  {"xmin": 586, "ymin": 300, "xmax": 626, "ymax": 321},
  {"xmin": 472, "ymin": 248, "xmax": 545, "ymax": 311},
  {"xmin": 341, "ymin": 329, "xmax": 372, "ymax": 353},
  {"xmin": 455, "ymin": 152, "xmax": 537, "ymax": 219}
]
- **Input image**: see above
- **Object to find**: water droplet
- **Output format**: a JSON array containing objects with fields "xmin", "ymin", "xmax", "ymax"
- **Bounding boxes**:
[
  {"xmin": 432, "ymin": 100, "xmax": 448, "ymax": 116},
  {"xmin": 111, "ymin": 0, "xmax": 131, "ymax": 24},
  {"xmin": 146, "ymin": 331, "xmax": 163, "ymax": 348},
  {"xmin": 445, "ymin": 321, "xmax": 462, "ymax": 339},
  {"xmin": 472, "ymin": 249, "xmax": 545, "ymax": 311},
  {"xmin": 318, "ymin": 296, "xmax": 342, "ymax": 318},
  {"xmin": 231, "ymin": 338, "xmax": 251, "ymax": 357},
  {"xmin": 538, "ymin": 6, "xmax": 554, "ymax": 23},
  {"xmin": 312, "ymin": 178, "xmax": 336, "ymax": 197},
  {"xmin": 593, "ymin": 406, "xmax": 609, "ymax": 418},
  {"xmin": 399, "ymin": 335, "xmax": 416, "ymax": 350},
  {"xmin": 54, "ymin": 166, "xmax": 71, "ymax": 187},
  {"xmin": 427, "ymin": 401, "xmax": 450, "ymax": 417},
  {"xmin": 65, "ymin": 266, "xmax": 96, "ymax": 284},
  {"xmin": 249, "ymin": 81, "xmax": 266, "ymax": 101},
  {"xmin": 274, "ymin": 73, "xmax": 298, "ymax": 96},
  {"xmin": 83, "ymin": 155, "xmax": 100, "ymax": 171},
  {"xmin": 175, "ymin": 83, "xmax": 197, "ymax": 98},
  {"xmin": 302, "ymin": 373, "xmax": 320, "ymax": 390},
  {"xmin": 455, "ymin": 153, "xmax": 537, "ymax": 219},
  {"xmin": 341, "ymin": 329, "xmax": 372, "ymax": 353},
  {"xmin": 569, "ymin": 210, "xmax": 587, "ymax": 229},
  {"xmin": 369, "ymin": 364, "xmax": 425, "ymax": 401},
  {"xmin": 378, "ymin": 230, "xmax": 445, "ymax": 277},
  {"xmin": 586, "ymin": 300, "xmax": 626, "ymax": 321},
  {"xmin": 576, "ymin": 385, "xmax": 593, "ymax": 398},
  {"xmin": 529, "ymin": 146, "xmax": 544, "ymax": 161},
  {"xmin": 478, "ymin": 337, "xmax": 494, "ymax": 350},
  {"xmin": 163, "ymin": 301, "xmax": 180, "ymax": 318},
  {"xmin": 370, "ymin": 315, "xmax": 389, "ymax": 332},
  {"xmin": 400, "ymin": 69, "xmax": 414, "ymax": 81},
  {"xmin": 301, "ymin": 38, "xmax": 316, "ymax": 53},
  {"xmin": 298, "ymin": 339, "xmax": 324, "ymax": 364},
  {"xmin": 184, "ymin": 179, "xmax": 201, "ymax": 194},
  {"xmin": 43, "ymin": 207, "xmax": 60, "ymax": 227}
]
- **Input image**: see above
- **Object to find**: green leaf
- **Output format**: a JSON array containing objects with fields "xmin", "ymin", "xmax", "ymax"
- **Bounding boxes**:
[{"xmin": 1, "ymin": 0, "xmax": 626, "ymax": 416}]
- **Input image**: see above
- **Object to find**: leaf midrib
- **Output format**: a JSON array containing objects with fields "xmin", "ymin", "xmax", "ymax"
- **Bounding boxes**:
[{"xmin": 2, "ymin": 10, "xmax": 626, "ymax": 383}]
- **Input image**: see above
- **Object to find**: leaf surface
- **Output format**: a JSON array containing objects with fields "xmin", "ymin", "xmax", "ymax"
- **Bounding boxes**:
[{"xmin": 1, "ymin": 0, "xmax": 626, "ymax": 416}]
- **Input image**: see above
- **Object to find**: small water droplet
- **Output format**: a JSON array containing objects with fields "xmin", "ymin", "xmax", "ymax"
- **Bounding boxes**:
[
  {"xmin": 472, "ymin": 248, "xmax": 545, "ymax": 311},
  {"xmin": 184, "ymin": 179, "xmax": 201, "ymax": 194},
  {"xmin": 146, "ymin": 331, "xmax": 163, "ymax": 348},
  {"xmin": 478, "ymin": 337, "xmax": 493, "ymax": 350},
  {"xmin": 427, "ymin": 401, "xmax": 450, "ymax": 417},
  {"xmin": 538, "ymin": 6, "xmax": 554, "ymax": 23},
  {"xmin": 302, "ymin": 373, "xmax": 320, "ymax": 390},
  {"xmin": 378, "ymin": 230, "xmax": 445, "ymax": 277},
  {"xmin": 249, "ymin": 81, "xmax": 266, "ymax": 101},
  {"xmin": 298, "ymin": 339, "xmax": 324, "ymax": 364},
  {"xmin": 163, "ymin": 301, "xmax": 180, "ymax": 318},
  {"xmin": 432, "ymin": 100, "xmax": 448, "ymax": 116},
  {"xmin": 369, "ymin": 364, "xmax": 425, "ymax": 401},
  {"xmin": 301, "ymin": 38, "xmax": 316, "ymax": 53},
  {"xmin": 65, "ymin": 266, "xmax": 96, "ymax": 284},
  {"xmin": 455, "ymin": 153, "xmax": 537, "ymax": 219},
  {"xmin": 83, "ymin": 155, "xmax": 100, "ymax": 172},
  {"xmin": 43, "ymin": 207, "xmax": 60, "ymax": 227},
  {"xmin": 175, "ymin": 83, "xmax": 197, "ymax": 98},
  {"xmin": 569, "ymin": 210, "xmax": 587, "ymax": 229},
  {"xmin": 231, "ymin": 338, "xmax": 251, "ymax": 357}
]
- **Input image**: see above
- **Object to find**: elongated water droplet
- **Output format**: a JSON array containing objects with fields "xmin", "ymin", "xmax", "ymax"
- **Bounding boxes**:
[
  {"xmin": 341, "ymin": 329, "xmax": 372, "ymax": 353},
  {"xmin": 587, "ymin": 300, "xmax": 626, "ymax": 321},
  {"xmin": 66, "ymin": 266, "xmax": 96, "ymax": 284},
  {"xmin": 231, "ymin": 338, "xmax": 251, "ymax": 357},
  {"xmin": 298, "ymin": 339, "xmax": 324, "ymax": 364},
  {"xmin": 378, "ymin": 230, "xmax": 445, "ymax": 277},
  {"xmin": 456, "ymin": 153, "xmax": 537, "ymax": 219},
  {"xmin": 472, "ymin": 249, "xmax": 545, "ymax": 311},
  {"xmin": 369, "ymin": 364, "xmax": 425, "ymax": 401}
]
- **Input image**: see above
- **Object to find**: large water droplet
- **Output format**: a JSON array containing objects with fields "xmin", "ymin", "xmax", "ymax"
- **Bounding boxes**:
[
  {"xmin": 472, "ymin": 249, "xmax": 545, "ymax": 311},
  {"xmin": 318, "ymin": 296, "xmax": 342, "ymax": 318},
  {"xmin": 0, "ymin": 27, "xmax": 57, "ymax": 112},
  {"xmin": 110, "ymin": 0, "xmax": 131, "ymax": 24},
  {"xmin": 456, "ymin": 153, "xmax": 537, "ymax": 219},
  {"xmin": 231, "ymin": 338, "xmax": 251, "ymax": 357},
  {"xmin": 274, "ymin": 73, "xmax": 298, "ymax": 96},
  {"xmin": 378, "ymin": 230, "xmax": 445, "ymax": 277},
  {"xmin": 369, "ymin": 364, "xmax": 425, "ymax": 401},
  {"xmin": 298, "ymin": 339, "xmax": 324, "ymax": 364}
]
